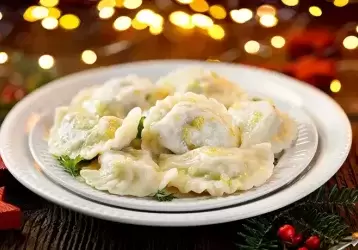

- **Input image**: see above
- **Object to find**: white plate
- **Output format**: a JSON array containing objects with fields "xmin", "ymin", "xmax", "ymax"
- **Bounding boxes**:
[
  {"xmin": 27, "ymin": 80, "xmax": 318, "ymax": 213},
  {"xmin": 0, "ymin": 60, "xmax": 351, "ymax": 226}
]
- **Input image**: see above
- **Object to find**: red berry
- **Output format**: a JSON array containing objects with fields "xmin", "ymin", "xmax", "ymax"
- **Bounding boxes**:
[
  {"xmin": 292, "ymin": 233, "xmax": 303, "ymax": 245},
  {"xmin": 305, "ymin": 236, "xmax": 320, "ymax": 249},
  {"xmin": 277, "ymin": 224, "xmax": 296, "ymax": 241},
  {"xmin": 298, "ymin": 247, "xmax": 309, "ymax": 250}
]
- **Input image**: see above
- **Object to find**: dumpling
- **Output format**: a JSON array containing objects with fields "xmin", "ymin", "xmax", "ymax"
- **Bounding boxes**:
[
  {"xmin": 159, "ymin": 143, "xmax": 275, "ymax": 196},
  {"xmin": 69, "ymin": 75, "xmax": 166, "ymax": 118},
  {"xmin": 228, "ymin": 100, "xmax": 297, "ymax": 153},
  {"xmin": 141, "ymin": 92, "xmax": 240, "ymax": 155},
  {"xmin": 155, "ymin": 66, "xmax": 248, "ymax": 107},
  {"xmin": 80, "ymin": 148, "xmax": 178, "ymax": 197},
  {"xmin": 48, "ymin": 107, "xmax": 142, "ymax": 160}
]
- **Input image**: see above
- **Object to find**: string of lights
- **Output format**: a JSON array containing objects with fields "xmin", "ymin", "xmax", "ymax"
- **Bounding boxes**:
[{"xmin": 0, "ymin": 0, "xmax": 356, "ymax": 92}]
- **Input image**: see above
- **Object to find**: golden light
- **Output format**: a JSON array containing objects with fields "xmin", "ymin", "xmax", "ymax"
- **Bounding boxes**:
[
  {"xmin": 281, "ymin": 0, "xmax": 299, "ymax": 6},
  {"xmin": 333, "ymin": 0, "xmax": 349, "ymax": 7},
  {"xmin": 149, "ymin": 25, "xmax": 163, "ymax": 35},
  {"xmin": 123, "ymin": 0, "xmax": 142, "ymax": 9},
  {"xmin": 41, "ymin": 17, "xmax": 58, "ymax": 30},
  {"xmin": 23, "ymin": 6, "xmax": 39, "ymax": 22},
  {"xmin": 230, "ymin": 9, "xmax": 253, "ymax": 24},
  {"xmin": 31, "ymin": 6, "xmax": 49, "ymax": 19},
  {"xmin": 97, "ymin": 0, "xmax": 116, "ymax": 10},
  {"xmin": 309, "ymin": 6, "xmax": 322, "ymax": 17},
  {"xmin": 169, "ymin": 11, "xmax": 192, "ymax": 28},
  {"xmin": 259, "ymin": 14, "xmax": 278, "ymax": 27},
  {"xmin": 343, "ymin": 35, "xmax": 358, "ymax": 50},
  {"xmin": 113, "ymin": 16, "xmax": 132, "ymax": 31},
  {"xmin": 115, "ymin": 0, "xmax": 124, "ymax": 7},
  {"xmin": 208, "ymin": 24, "xmax": 225, "ymax": 40},
  {"xmin": 136, "ymin": 9, "xmax": 155, "ymax": 23},
  {"xmin": 271, "ymin": 36, "xmax": 285, "ymax": 48},
  {"xmin": 81, "ymin": 50, "xmax": 97, "ymax": 65},
  {"xmin": 131, "ymin": 18, "xmax": 147, "ymax": 30},
  {"xmin": 59, "ymin": 14, "xmax": 80, "ymax": 30},
  {"xmin": 191, "ymin": 14, "xmax": 213, "ymax": 29},
  {"xmin": 257, "ymin": 5, "xmax": 277, "ymax": 17},
  {"xmin": 0, "ymin": 52, "xmax": 8, "ymax": 64},
  {"xmin": 189, "ymin": 0, "xmax": 209, "ymax": 13},
  {"xmin": 0, "ymin": 12, "xmax": 3, "ymax": 21},
  {"xmin": 39, "ymin": 0, "xmax": 59, "ymax": 8},
  {"xmin": 47, "ymin": 7, "xmax": 61, "ymax": 19},
  {"xmin": 177, "ymin": 0, "xmax": 193, "ymax": 3},
  {"xmin": 244, "ymin": 40, "xmax": 260, "ymax": 54},
  {"xmin": 330, "ymin": 79, "xmax": 341, "ymax": 93},
  {"xmin": 38, "ymin": 55, "xmax": 54, "ymax": 69},
  {"xmin": 209, "ymin": 5, "xmax": 227, "ymax": 20},
  {"xmin": 99, "ymin": 7, "xmax": 115, "ymax": 19},
  {"xmin": 356, "ymin": 25, "xmax": 358, "ymax": 33}
]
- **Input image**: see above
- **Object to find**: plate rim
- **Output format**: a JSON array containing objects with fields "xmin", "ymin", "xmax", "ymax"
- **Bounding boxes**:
[{"xmin": 0, "ymin": 59, "xmax": 351, "ymax": 226}]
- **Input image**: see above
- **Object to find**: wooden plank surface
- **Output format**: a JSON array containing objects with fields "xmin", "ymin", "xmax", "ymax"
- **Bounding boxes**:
[{"xmin": 0, "ymin": 121, "xmax": 357, "ymax": 250}]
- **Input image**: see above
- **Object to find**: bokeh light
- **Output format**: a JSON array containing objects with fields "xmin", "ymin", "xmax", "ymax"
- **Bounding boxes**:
[
  {"xmin": 123, "ymin": 0, "xmax": 142, "ymax": 9},
  {"xmin": 209, "ymin": 5, "xmax": 227, "ymax": 20},
  {"xmin": 271, "ymin": 36, "xmax": 285, "ymax": 48},
  {"xmin": 230, "ymin": 9, "xmax": 253, "ymax": 24},
  {"xmin": 169, "ymin": 11, "xmax": 193, "ymax": 29},
  {"xmin": 191, "ymin": 14, "xmax": 213, "ymax": 29},
  {"xmin": 38, "ymin": 55, "xmax": 54, "ymax": 69},
  {"xmin": 23, "ymin": 6, "xmax": 39, "ymax": 22},
  {"xmin": 281, "ymin": 0, "xmax": 299, "ymax": 6},
  {"xmin": 131, "ymin": 18, "xmax": 147, "ymax": 30},
  {"xmin": 330, "ymin": 79, "xmax": 341, "ymax": 93},
  {"xmin": 113, "ymin": 16, "xmax": 132, "ymax": 31},
  {"xmin": 333, "ymin": 0, "xmax": 349, "ymax": 7},
  {"xmin": 208, "ymin": 24, "xmax": 225, "ymax": 40},
  {"xmin": 257, "ymin": 5, "xmax": 276, "ymax": 17},
  {"xmin": 136, "ymin": 9, "xmax": 155, "ymax": 23},
  {"xmin": 0, "ymin": 52, "xmax": 8, "ymax": 64},
  {"xmin": 99, "ymin": 7, "xmax": 115, "ymax": 19},
  {"xmin": 47, "ymin": 7, "xmax": 61, "ymax": 19},
  {"xmin": 59, "ymin": 14, "xmax": 80, "ymax": 30},
  {"xmin": 259, "ymin": 15, "xmax": 278, "ymax": 27},
  {"xmin": 244, "ymin": 41, "xmax": 260, "ymax": 54},
  {"xmin": 309, "ymin": 6, "xmax": 322, "ymax": 17},
  {"xmin": 189, "ymin": 0, "xmax": 209, "ymax": 13},
  {"xmin": 0, "ymin": 12, "xmax": 3, "ymax": 21},
  {"xmin": 176, "ymin": 0, "xmax": 193, "ymax": 3},
  {"xmin": 39, "ymin": 0, "xmax": 59, "ymax": 8},
  {"xmin": 31, "ymin": 6, "xmax": 49, "ymax": 19},
  {"xmin": 343, "ymin": 35, "xmax": 358, "ymax": 49},
  {"xmin": 97, "ymin": 0, "xmax": 116, "ymax": 10},
  {"xmin": 81, "ymin": 50, "xmax": 97, "ymax": 65},
  {"xmin": 149, "ymin": 25, "xmax": 163, "ymax": 35},
  {"xmin": 41, "ymin": 17, "xmax": 58, "ymax": 30}
]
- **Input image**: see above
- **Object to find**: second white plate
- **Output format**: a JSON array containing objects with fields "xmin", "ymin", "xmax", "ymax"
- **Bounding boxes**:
[{"xmin": 27, "ymin": 65, "xmax": 318, "ymax": 212}]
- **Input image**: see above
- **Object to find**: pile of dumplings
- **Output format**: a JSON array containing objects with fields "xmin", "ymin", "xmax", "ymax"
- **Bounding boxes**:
[{"xmin": 48, "ymin": 67, "xmax": 298, "ymax": 198}]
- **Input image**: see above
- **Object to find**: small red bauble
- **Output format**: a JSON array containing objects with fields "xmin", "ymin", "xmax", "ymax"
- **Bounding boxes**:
[
  {"xmin": 277, "ymin": 224, "xmax": 296, "ymax": 241},
  {"xmin": 292, "ymin": 233, "xmax": 303, "ymax": 245},
  {"xmin": 298, "ymin": 247, "xmax": 309, "ymax": 250},
  {"xmin": 305, "ymin": 235, "xmax": 321, "ymax": 249}
]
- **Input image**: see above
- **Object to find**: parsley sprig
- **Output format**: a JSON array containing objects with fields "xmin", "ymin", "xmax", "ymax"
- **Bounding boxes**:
[
  {"xmin": 56, "ymin": 155, "xmax": 83, "ymax": 177},
  {"xmin": 153, "ymin": 189, "xmax": 176, "ymax": 202}
]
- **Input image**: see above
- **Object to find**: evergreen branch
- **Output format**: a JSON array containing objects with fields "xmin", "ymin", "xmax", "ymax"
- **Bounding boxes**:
[
  {"xmin": 153, "ymin": 189, "xmax": 175, "ymax": 202},
  {"xmin": 55, "ymin": 155, "xmax": 83, "ymax": 177}
]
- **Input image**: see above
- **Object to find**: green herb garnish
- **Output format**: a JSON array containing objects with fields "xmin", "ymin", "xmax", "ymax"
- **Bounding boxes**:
[
  {"xmin": 251, "ymin": 97, "xmax": 262, "ymax": 101},
  {"xmin": 153, "ymin": 189, "xmax": 175, "ymax": 202},
  {"xmin": 136, "ymin": 116, "xmax": 145, "ymax": 139},
  {"xmin": 56, "ymin": 155, "xmax": 83, "ymax": 177}
]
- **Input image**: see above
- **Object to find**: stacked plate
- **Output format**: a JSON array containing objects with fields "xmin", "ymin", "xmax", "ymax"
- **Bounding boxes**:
[{"xmin": 0, "ymin": 60, "xmax": 352, "ymax": 226}]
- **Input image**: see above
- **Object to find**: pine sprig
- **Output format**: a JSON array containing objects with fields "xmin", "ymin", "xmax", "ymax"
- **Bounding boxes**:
[
  {"xmin": 56, "ymin": 155, "xmax": 83, "ymax": 177},
  {"xmin": 153, "ymin": 189, "xmax": 175, "ymax": 202}
]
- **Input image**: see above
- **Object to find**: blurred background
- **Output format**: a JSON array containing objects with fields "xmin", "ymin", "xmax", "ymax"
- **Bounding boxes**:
[{"xmin": 0, "ymin": 0, "xmax": 357, "ymax": 122}]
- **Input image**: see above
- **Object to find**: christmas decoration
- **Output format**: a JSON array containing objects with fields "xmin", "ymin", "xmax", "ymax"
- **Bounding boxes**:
[
  {"xmin": 0, "ymin": 187, "xmax": 22, "ymax": 230},
  {"xmin": 298, "ymin": 247, "xmax": 308, "ymax": 250},
  {"xmin": 235, "ymin": 185, "xmax": 358, "ymax": 249},
  {"xmin": 292, "ymin": 233, "xmax": 303, "ymax": 246}
]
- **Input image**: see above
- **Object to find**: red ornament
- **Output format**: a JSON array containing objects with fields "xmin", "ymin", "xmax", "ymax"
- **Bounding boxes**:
[
  {"xmin": 305, "ymin": 236, "xmax": 321, "ymax": 249},
  {"xmin": 298, "ymin": 247, "xmax": 309, "ymax": 250},
  {"xmin": 0, "ymin": 187, "xmax": 22, "ymax": 230},
  {"xmin": 277, "ymin": 224, "xmax": 296, "ymax": 241},
  {"xmin": 292, "ymin": 233, "xmax": 303, "ymax": 245}
]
